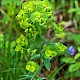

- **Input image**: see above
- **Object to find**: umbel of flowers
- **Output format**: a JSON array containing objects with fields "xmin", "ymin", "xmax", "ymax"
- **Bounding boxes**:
[
  {"xmin": 15, "ymin": 0, "xmax": 67, "ymax": 77},
  {"xmin": 16, "ymin": 0, "xmax": 52, "ymax": 38},
  {"xmin": 15, "ymin": 0, "xmax": 53, "ymax": 53},
  {"xmin": 26, "ymin": 61, "xmax": 39, "ymax": 73}
]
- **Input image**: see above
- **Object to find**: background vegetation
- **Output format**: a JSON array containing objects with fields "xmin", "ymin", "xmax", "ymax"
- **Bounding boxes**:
[{"xmin": 0, "ymin": 0, "xmax": 80, "ymax": 80}]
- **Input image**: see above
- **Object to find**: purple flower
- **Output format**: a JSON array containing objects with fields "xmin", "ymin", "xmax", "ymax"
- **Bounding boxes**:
[{"xmin": 68, "ymin": 46, "xmax": 76, "ymax": 55}]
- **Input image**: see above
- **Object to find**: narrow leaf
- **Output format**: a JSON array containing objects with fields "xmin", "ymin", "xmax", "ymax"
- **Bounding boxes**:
[{"xmin": 43, "ymin": 58, "xmax": 51, "ymax": 71}]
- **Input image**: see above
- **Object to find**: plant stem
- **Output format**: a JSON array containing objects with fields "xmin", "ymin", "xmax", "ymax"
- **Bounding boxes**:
[{"xmin": 70, "ymin": 72, "xmax": 73, "ymax": 80}]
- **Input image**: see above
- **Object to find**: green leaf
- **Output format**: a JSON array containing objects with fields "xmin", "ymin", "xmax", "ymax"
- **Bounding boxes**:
[
  {"xmin": 43, "ymin": 58, "xmax": 51, "ymax": 71},
  {"xmin": 74, "ymin": 53, "xmax": 80, "ymax": 60},
  {"xmin": 1, "ymin": 0, "xmax": 12, "ymax": 5},
  {"xmin": 68, "ymin": 8, "xmax": 77, "ymax": 13},
  {"xmin": 18, "ymin": 75, "xmax": 31, "ymax": 80},
  {"xmin": 30, "ymin": 34, "xmax": 42, "ymax": 49},
  {"xmin": 35, "ymin": 34, "xmax": 42, "ymax": 48},
  {"xmin": 30, "ymin": 54, "xmax": 40, "ymax": 60},
  {"xmin": 76, "ymin": 9, "xmax": 80, "ymax": 15},
  {"xmin": 73, "ymin": 71, "xmax": 80, "ymax": 77},
  {"xmin": 69, "ymin": 62, "xmax": 80, "ymax": 72},
  {"xmin": 1, "ymin": 0, "xmax": 22, "ymax": 6},
  {"xmin": 2, "ymin": 14, "xmax": 10, "ymax": 24},
  {"xmin": 66, "ymin": 32, "xmax": 80, "ymax": 45},
  {"xmin": 61, "ymin": 57, "xmax": 76, "ymax": 64},
  {"xmin": 64, "ymin": 71, "xmax": 70, "ymax": 79},
  {"xmin": 13, "ymin": 0, "xmax": 22, "ymax": 6}
]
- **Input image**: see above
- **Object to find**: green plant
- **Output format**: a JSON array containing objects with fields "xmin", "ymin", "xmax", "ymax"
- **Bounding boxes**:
[{"xmin": 15, "ymin": 0, "xmax": 66, "ymax": 80}]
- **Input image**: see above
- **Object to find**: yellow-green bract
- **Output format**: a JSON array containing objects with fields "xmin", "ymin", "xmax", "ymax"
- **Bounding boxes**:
[
  {"xmin": 26, "ymin": 61, "xmax": 38, "ymax": 73},
  {"xmin": 42, "ymin": 45, "xmax": 57, "ymax": 59},
  {"xmin": 15, "ymin": 34, "xmax": 28, "ymax": 53},
  {"xmin": 56, "ymin": 42, "xmax": 67, "ymax": 52}
]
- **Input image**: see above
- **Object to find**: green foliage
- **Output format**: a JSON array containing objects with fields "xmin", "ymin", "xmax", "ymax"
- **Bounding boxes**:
[
  {"xmin": 0, "ymin": 34, "xmax": 4, "ymax": 49},
  {"xmin": 48, "ymin": 64, "xmax": 66, "ymax": 80},
  {"xmin": 66, "ymin": 32, "xmax": 80, "ymax": 45},
  {"xmin": 31, "ymin": 34, "xmax": 42, "ymax": 48},
  {"xmin": 61, "ymin": 50, "xmax": 80, "ymax": 74},
  {"xmin": 69, "ymin": 62, "xmax": 80, "ymax": 72},
  {"xmin": 68, "ymin": 8, "xmax": 80, "ymax": 16},
  {"xmin": 43, "ymin": 58, "xmax": 51, "ymax": 71},
  {"xmin": 74, "ymin": 53, "xmax": 80, "ymax": 60},
  {"xmin": 61, "ymin": 57, "xmax": 76, "ymax": 64},
  {"xmin": 1, "ymin": 0, "xmax": 22, "ymax": 6}
]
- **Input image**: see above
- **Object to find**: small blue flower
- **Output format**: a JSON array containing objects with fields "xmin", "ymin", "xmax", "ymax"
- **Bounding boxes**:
[{"xmin": 68, "ymin": 46, "xmax": 76, "ymax": 55}]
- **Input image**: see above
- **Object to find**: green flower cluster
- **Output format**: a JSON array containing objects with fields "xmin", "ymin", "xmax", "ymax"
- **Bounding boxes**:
[
  {"xmin": 52, "ymin": 23, "xmax": 64, "ymax": 34},
  {"xmin": 26, "ymin": 61, "xmax": 38, "ymax": 73},
  {"xmin": 15, "ymin": 34, "xmax": 28, "ymax": 53},
  {"xmin": 56, "ymin": 42, "xmax": 67, "ymax": 52},
  {"xmin": 16, "ymin": 0, "xmax": 52, "ymax": 38},
  {"xmin": 45, "ymin": 50, "xmax": 57, "ymax": 58},
  {"xmin": 56, "ymin": 32, "xmax": 65, "ymax": 38},
  {"xmin": 42, "ymin": 42, "xmax": 67, "ymax": 59},
  {"xmin": 42, "ymin": 45, "xmax": 57, "ymax": 59}
]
